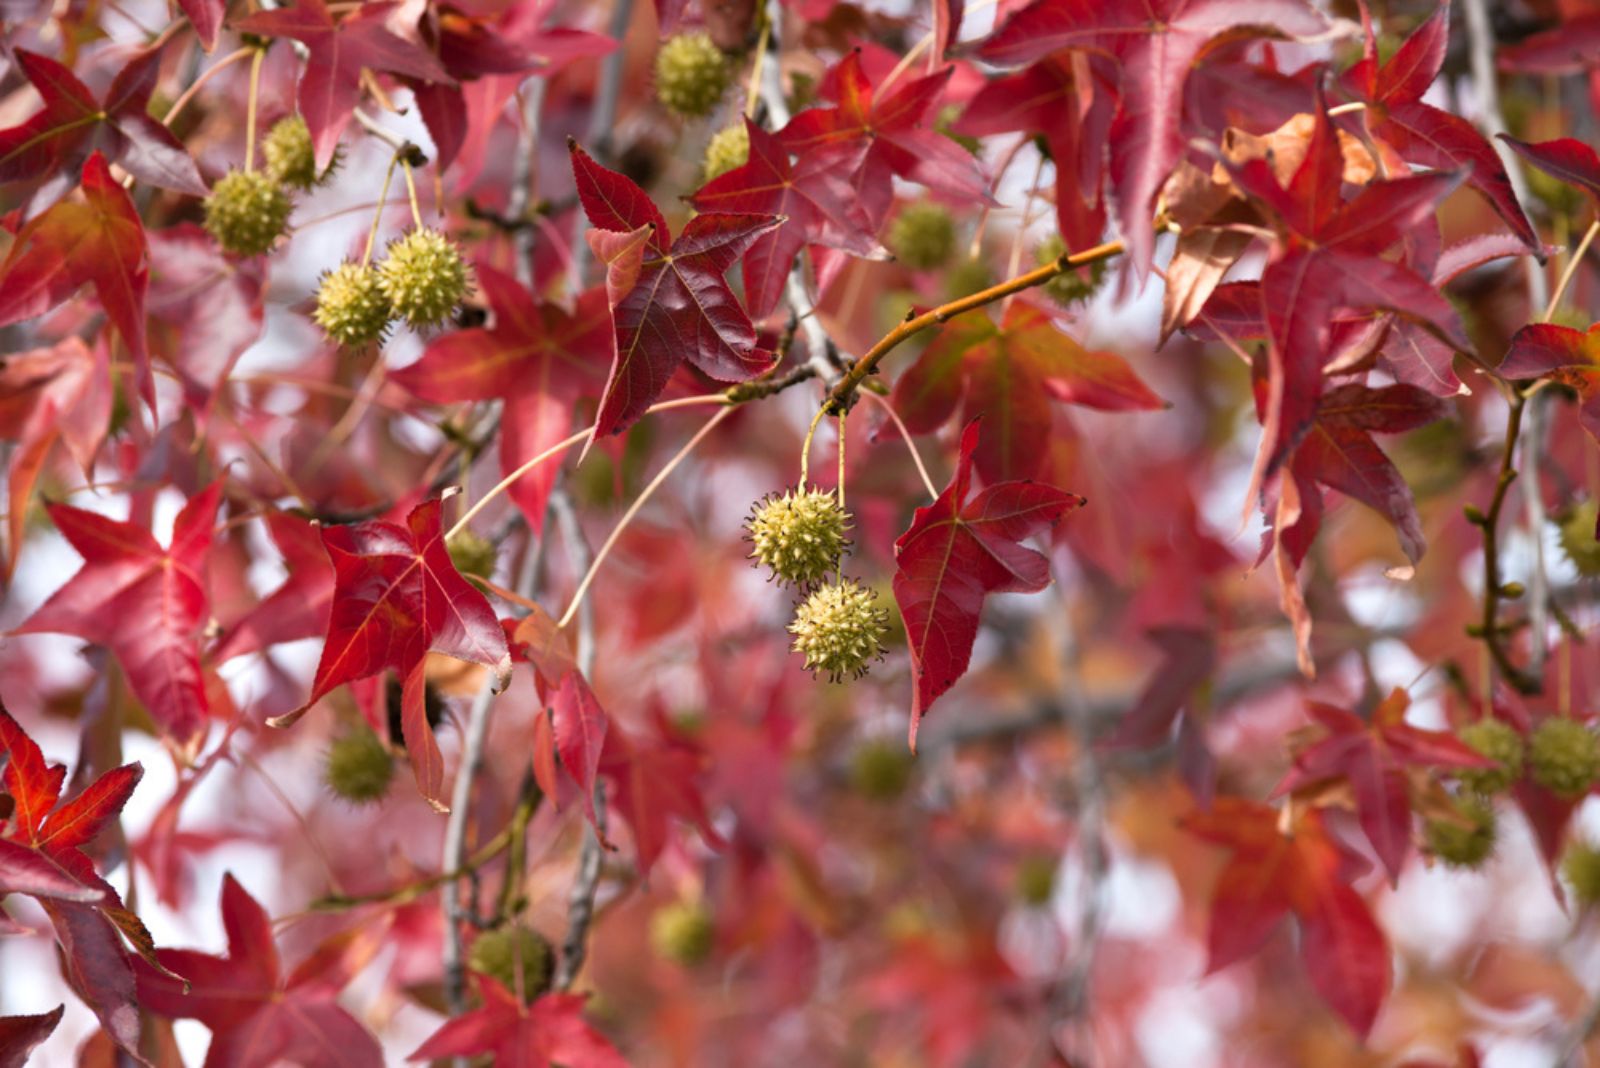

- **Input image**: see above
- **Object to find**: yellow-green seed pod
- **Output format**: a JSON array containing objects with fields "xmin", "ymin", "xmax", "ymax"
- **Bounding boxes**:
[
  {"xmin": 703, "ymin": 121, "xmax": 750, "ymax": 181},
  {"xmin": 468, "ymin": 926, "xmax": 554, "ymax": 1002},
  {"xmin": 378, "ymin": 227, "xmax": 470, "ymax": 328},
  {"xmin": 313, "ymin": 262, "xmax": 391, "ymax": 348},
  {"xmin": 204, "ymin": 169, "xmax": 292, "ymax": 257},
  {"xmin": 323, "ymin": 728, "xmax": 394, "ymax": 804},
  {"xmin": 1423, "ymin": 794, "xmax": 1496, "ymax": 869},
  {"xmin": 1454, "ymin": 719, "xmax": 1525, "ymax": 795},
  {"xmin": 746, "ymin": 488, "xmax": 849, "ymax": 588},
  {"xmin": 263, "ymin": 115, "xmax": 318, "ymax": 190},
  {"xmin": 1529, "ymin": 717, "xmax": 1600, "ymax": 799},
  {"xmin": 789, "ymin": 578, "xmax": 890, "ymax": 682},
  {"xmin": 649, "ymin": 900, "xmax": 714, "ymax": 965},
  {"xmin": 655, "ymin": 33, "xmax": 731, "ymax": 118}
]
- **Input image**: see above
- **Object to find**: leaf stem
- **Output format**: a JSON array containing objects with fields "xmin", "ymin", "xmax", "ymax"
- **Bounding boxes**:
[
  {"xmin": 863, "ymin": 390, "xmax": 938, "ymax": 500},
  {"xmin": 162, "ymin": 46, "xmax": 254, "ymax": 127},
  {"xmin": 401, "ymin": 159, "xmax": 423, "ymax": 227},
  {"xmin": 1473, "ymin": 390, "xmax": 1541, "ymax": 693},
  {"xmin": 243, "ymin": 46, "xmax": 265, "ymax": 171},
  {"xmin": 362, "ymin": 157, "xmax": 401, "ymax": 266},
  {"xmin": 1542, "ymin": 217, "xmax": 1600, "ymax": 323},
  {"xmin": 556, "ymin": 406, "xmax": 735, "ymax": 630}
]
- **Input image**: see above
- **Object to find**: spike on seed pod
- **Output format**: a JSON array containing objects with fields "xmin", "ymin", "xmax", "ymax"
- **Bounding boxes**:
[
  {"xmin": 1529, "ymin": 717, "xmax": 1600, "ymax": 799},
  {"xmin": 377, "ymin": 227, "xmax": 470, "ymax": 328},
  {"xmin": 788, "ymin": 577, "xmax": 890, "ymax": 682},
  {"xmin": 203, "ymin": 169, "xmax": 292, "ymax": 257},
  {"xmin": 1454, "ymin": 718, "xmax": 1525, "ymax": 796},
  {"xmin": 655, "ymin": 33, "xmax": 732, "ymax": 118},
  {"xmin": 745, "ymin": 487, "xmax": 850, "ymax": 588},
  {"xmin": 313, "ymin": 262, "xmax": 391, "ymax": 348}
]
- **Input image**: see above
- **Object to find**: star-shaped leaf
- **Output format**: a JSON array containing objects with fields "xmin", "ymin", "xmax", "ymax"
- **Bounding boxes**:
[
  {"xmin": 392, "ymin": 265, "xmax": 609, "ymax": 531},
  {"xmin": 0, "ymin": 153, "xmax": 152, "ymax": 408},
  {"xmin": 570, "ymin": 142, "xmax": 780, "ymax": 439},
  {"xmin": 893, "ymin": 420, "xmax": 1084, "ymax": 746},
  {"xmin": 778, "ymin": 51, "xmax": 990, "ymax": 231},
  {"xmin": 235, "ymin": 0, "xmax": 453, "ymax": 168},
  {"xmin": 135, "ymin": 874, "xmax": 387, "ymax": 1068},
  {"xmin": 270, "ymin": 498, "xmax": 512, "ymax": 811},
  {"xmin": 1274, "ymin": 689, "xmax": 1494, "ymax": 882},
  {"xmin": 690, "ymin": 116, "xmax": 876, "ymax": 319},
  {"xmin": 408, "ymin": 980, "xmax": 626, "ymax": 1068},
  {"xmin": 13, "ymin": 481, "xmax": 222, "ymax": 747},
  {"xmin": 893, "ymin": 299, "xmax": 1164, "ymax": 483},
  {"xmin": 977, "ymin": 0, "xmax": 1328, "ymax": 272},
  {"xmin": 0, "ymin": 1006, "xmax": 64, "ymax": 1068},
  {"xmin": 0, "ymin": 48, "xmax": 206, "ymax": 209},
  {"xmin": 1184, "ymin": 798, "xmax": 1390, "ymax": 1038}
]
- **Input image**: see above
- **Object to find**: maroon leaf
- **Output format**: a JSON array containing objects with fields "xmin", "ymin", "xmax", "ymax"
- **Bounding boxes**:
[
  {"xmin": 236, "ymin": 0, "xmax": 453, "ymax": 168},
  {"xmin": 690, "ymin": 117, "xmax": 876, "ymax": 318},
  {"xmin": 177, "ymin": 0, "xmax": 225, "ymax": 50},
  {"xmin": 271, "ymin": 498, "xmax": 512, "ymax": 811},
  {"xmin": 892, "ymin": 420, "xmax": 1084, "ymax": 746},
  {"xmin": 214, "ymin": 511, "xmax": 336, "ymax": 663},
  {"xmin": 550, "ymin": 671, "xmax": 609, "ymax": 836},
  {"xmin": 0, "ymin": 48, "xmax": 206, "ymax": 207},
  {"xmin": 977, "ymin": 0, "xmax": 1329, "ymax": 272},
  {"xmin": 392, "ymin": 266, "xmax": 609, "ymax": 530},
  {"xmin": 0, "ymin": 1006, "xmax": 63, "ymax": 1068},
  {"xmin": 570, "ymin": 142, "xmax": 780, "ymax": 438},
  {"xmin": 599, "ymin": 715, "xmax": 722, "ymax": 875},
  {"xmin": 13, "ymin": 481, "xmax": 222, "ymax": 746},
  {"xmin": 1500, "ymin": 135, "xmax": 1600, "ymax": 205},
  {"xmin": 1499, "ymin": 14, "xmax": 1600, "ymax": 75},
  {"xmin": 408, "ymin": 980, "xmax": 626, "ymax": 1067}
]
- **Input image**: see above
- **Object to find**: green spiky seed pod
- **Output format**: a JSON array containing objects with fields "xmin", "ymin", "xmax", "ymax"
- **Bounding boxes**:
[
  {"xmin": 1015, "ymin": 855, "xmax": 1057, "ymax": 906},
  {"xmin": 1559, "ymin": 500, "xmax": 1600, "ymax": 577},
  {"xmin": 263, "ymin": 115, "xmax": 317, "ymax": 190},
  {"xmin": 943, "ymin": 257, "xmax": 993, "ymax": 302},
  {"xmin": 1529, "ymin": 717, "xmax": 1600, "ymax": 799},
  {"xmin": 447, "ymin": 529, "xmax": 497, "ymax": 580},
  {"xmin": 1037, "ymin": 234, "xmax": 1108, "ymax": 306},
  {"xmin": 468, "ymin": 926, "xmax": 554, "ymax": 1001},
  {"xmin": 378, "ymin": 228, "xmax": 470, "ymax": 328},
  {"xmin": 203, "ymin": 169, "xmax": 292, "ymax": 256},
  {"xmin": 1455, "ymin": 719, "xmax": 1526, "ymax": 795},
  {"xmin": 312, "ymin": 262, "xmax": 391, "ymax": 348},
  {"xmin": 850, "ymin": 738, "xmax": 913, "ymax": 802},
  {"xmin": 655, "ymin": 33, "xmax": 731, "ymax": 118},
  {"xmin": 746, "ymin": 488, "xmax": 849, "ymax": 588},
  {"xmin": 649, "ymin": 900, "xmax": 714, "ymax": 965},
  {"xmin": 1424, "ymin": 794, "xmax": 1497, "ymax": 869},
  {"xmin": 789, "ymin": 578, "xmax": 890, "ymax": 682},
  {"xmin": 703, "ymin": 121, "xmax": 750, "ymax": 181},
  {"xmin": 1563, "ymin": 840, "xmax": 1600, "ymax": 906},
  {"xmin": 322, "ymin": 729, "xmax": 394, "ymax": 804},
  {"xmin": 887, "ymin": 202, "xmax": 957, "ymax": 270}
]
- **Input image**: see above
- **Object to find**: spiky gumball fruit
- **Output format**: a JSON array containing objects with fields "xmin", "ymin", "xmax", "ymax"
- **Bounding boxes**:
[
  {"xmin": 1037, "ymin": 234, "xmax": 1108, "ymax": 306},
  {"xmin": 655, "ymin": 33, "xmax": 731, "ymax": 118},
  {"xmin": 746, "ymin": 488, "xmax": 849, "ymax": 588},
  {"xmin": 446, "ymin": 529, "xmax": 497, "ymax": 580},
  {"xmin": 850, "ymin": 738, "xmax": 913, "ymax": 802},
  {"xmin": 1454, "ymin": 719, "xmax": 1525, "ymax": 795},
  {"xmin": 703, "ymin": 121, "xmax": 750, "ymax": 181},
  {"xmin": 1558, "ymin": 500, "xmax": 1600, "ymax": 577},
  {"xmin": 468, "ymin": 926, "xmax": 554, "ymax": 1001},
  {"xmin": 322, "ymin": 729, "xmax": 394, "ymax": 804},
  {"xmin": 203, "ymin": 169, "xmax": 292, "ymax": 256},
  {"xmin": 1529, "ymin": 717, "xmax": 1600, "ymax": 799},
  {"xmin": 378, "ymin": 228, "xmax": 469, "ymax": 328},
  {"xmin": 1016, "ymin": 855, "xmax": 1057, "ymax": 906},
  {"xmin": 887, "ymin": 202, "xmax": 957, "ymax": 270},
  {"xmin": 1424, "ymin": 795, "xmax": 1496, "ymax": 869},
  {"xmin": 313, "ymin": 262, "xmax": 391, "ymax": 348},
  {"xmin": 650, "ymin": 901, "xmax": 714, "ymax": 965},
  {"xmin": 1564, "ymin": 840, "xmax": 1600, "ymax": 906},
  {"xmin": 789, "ymin": 578, "xmax": 890, "ymax": 682},
  {"xmin": 263, "ymin": 115, "xmax": 317, "ymax": 190}
]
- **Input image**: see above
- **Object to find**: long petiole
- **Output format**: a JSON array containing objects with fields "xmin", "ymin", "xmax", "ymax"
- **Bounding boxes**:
[
  {"xmin": 243, "ymin": 46, "xmax": 265, "ymax": 171},
  {"xmin": 362, "ymin": 157, "xmax": 401, "ymax": 265}
]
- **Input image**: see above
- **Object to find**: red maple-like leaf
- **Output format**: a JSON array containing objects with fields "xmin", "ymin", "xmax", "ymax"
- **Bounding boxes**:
[
  {"xmin": 0, "ymin": 336, "xmax": 109, "ymax": 581},
  {"xmin": 892, "ymin": 420, "xmax": 1084, "ymax": 746},
  {"xmin": 1273, "ymin": 689, "xmax": 1494, "ymax": 883},
  {"xmin": 690, "ymin": 117, "xmax": 876, "ymax": 318},
  {"xmin": 408, "ymin": 978, "xmax": 626, "ymax": 1068},
  {"xmin": 539, "ymin": 670, "xmax": 611, "ymax": 838},
  {"xmin": 0, "ymin": 48, "xmax": 206, "ymax": 209},
  {"xmin": 1501, "ymin": 134, "xmax": 1600, "ymax": 207},
  {"xmin": 0, "ymin": 705, "xmax": 156, "ymax": 1063},
  {"xmin": 235, "ymin": 0, "xmax": 453, "ymax": 168},
  {"xmin": 892, "ymin": 298, "xmax": 1164, "ymax": 483},
  {"xmin": 599, "ymin": 712, "xmax": 722, "ymax": 875},
  {"xmin": 1498, "ymin": 321, "xmax": 1600, "ymax": 473},
  {"xmin": 13, "ymin": 481, "xmax": 222, "ymax": 747},
  {"xmin": 213, "ymin": 510, "xmax": 336, "ymax": 663},
  {"xmin": 0, "ymin": 153, "xmax": 152, "ymax": 408},
  {"xmin": 1498, "ymin": 13, "xmax": 1600, "ymax": 76},
  {"xmin": 1184, "ymin": 797, "xmax": 1391, "ymax": 1038},
  {"xmin": 1340, "ymin": 1, "xmax": 1538, "ymax": 251},
  {"xmin": 952, "ymin": 52, "xmax": 1116, "ymax": 251},
  {"xmin": 570, "ymin": 142, "xmax": 780, "ymax": 439},
  {"xmin": 135, "ymin": 874, "xmax": 388, "ymax": 1068},
  {"xmin": 778, "ymin": 51, "xmax": 989, "ymax": 232},
  {"xmin": 392, "ymin": 265, "xmax": 609, "ymax": 531},
  {"xmin": 0, "ymin": 1005, "xmax": 63, "ymax": 1068},
  {"xmin": 271, "ymin": 498, "xmax": 512, "ymax": 811},
  {"xmin": 976, "ymin": 0, "xmax": 1329, "ymax": 272},
  {"xmin": 177, "ymin": 0, "xmax": 226, "ymax": 50}
]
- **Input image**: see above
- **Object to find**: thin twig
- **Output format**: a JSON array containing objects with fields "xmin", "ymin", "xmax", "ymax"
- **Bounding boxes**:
[
  {"xmin": 549, "ymin": 490, "xmax": 596, "ymax": 676},
  {"xmin": 568, "ymin": 0, "xmax": 635, "ymax": 286},
  {"xmin": 862, "ymin": 390, "xmax": 938, "ymax": 500}
]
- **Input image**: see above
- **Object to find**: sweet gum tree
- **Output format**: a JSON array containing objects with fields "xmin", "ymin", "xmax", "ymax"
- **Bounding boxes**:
[{"xmin": 5, "ymin": 0, "xmax": 1600, "ymax": 1063}]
